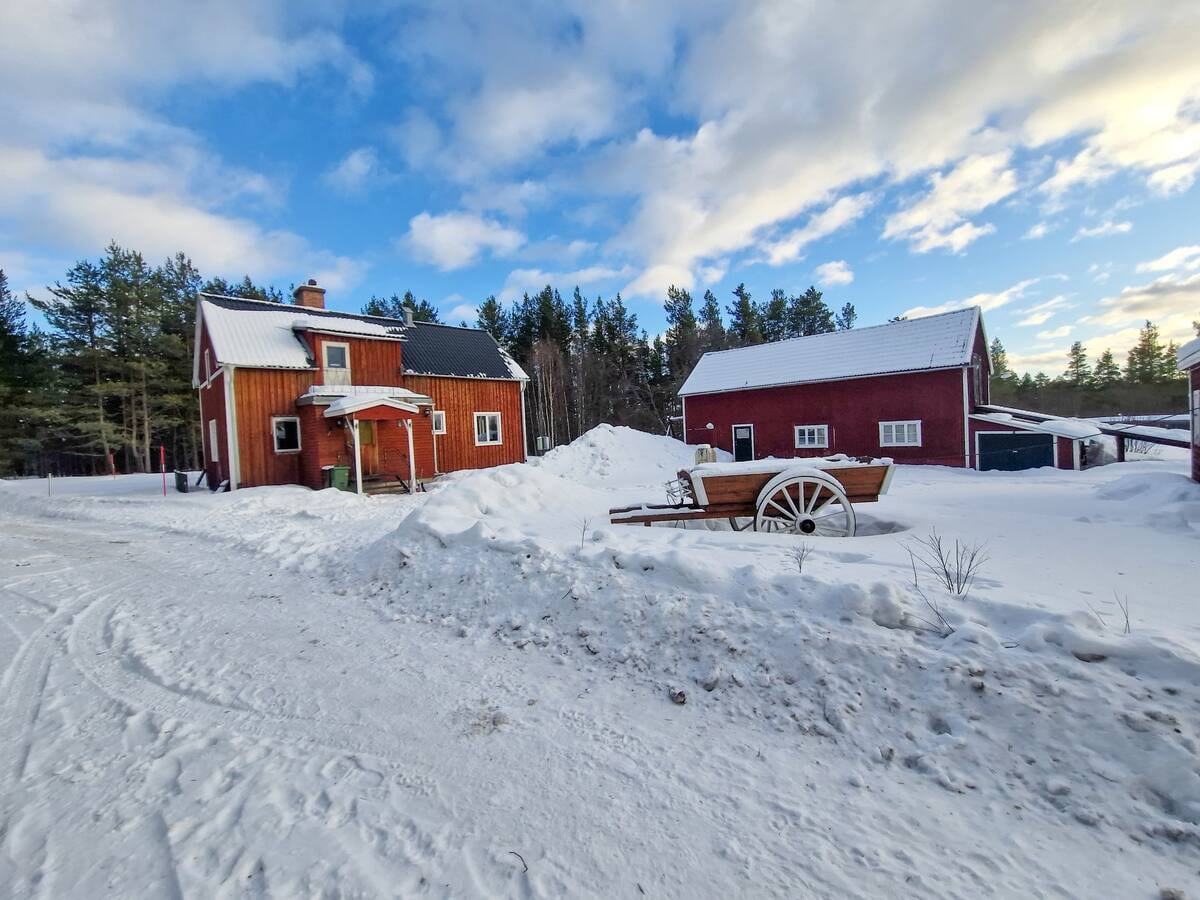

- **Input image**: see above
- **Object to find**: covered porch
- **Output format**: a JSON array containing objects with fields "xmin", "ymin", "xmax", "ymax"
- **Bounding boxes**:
[{"xmin": 297, "ymin": 387, "xmax": 437, "ymax": 493}]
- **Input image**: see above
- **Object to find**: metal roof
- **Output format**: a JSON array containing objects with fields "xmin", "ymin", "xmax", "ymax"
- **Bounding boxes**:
[
  {"xmin": 402, "ymin": 321, "xmax": 529, "ymax": 380},
  {"xmin": 1179, "ymin": 336, "xmax": 1200, "ymax": 371},
  {"xmin": 197, "ymin": 293, "xmax": 527, "ymax": 381},
  {"xmin": 678, "ymin": 307, "xmax": 982, "ymax": 396}
]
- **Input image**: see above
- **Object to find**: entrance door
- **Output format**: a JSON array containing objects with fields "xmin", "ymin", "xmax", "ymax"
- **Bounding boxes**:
[
  {"xmin": 732, "ymin": 423, "xmax": 755, "ymax": 462},
  {"xmin": 358, "ymin": 420, "xmax": 380, "ymax": 476},
  {"xmin": 977, "ymin": 432, "xmax": 1053, "ymax": 471}
]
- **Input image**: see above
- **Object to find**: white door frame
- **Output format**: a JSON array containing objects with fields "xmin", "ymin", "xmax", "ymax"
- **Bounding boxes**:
[{"xmin": 731, "ymin": 422, "xmax": 755, "ymax": 461}]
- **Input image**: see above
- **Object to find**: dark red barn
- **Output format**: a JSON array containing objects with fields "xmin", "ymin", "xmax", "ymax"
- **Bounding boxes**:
[
  {"xmin": 1179, "ymin": 337, "xmax": 1200, "ymax": 482},
  {"xmin": 679, "ymin": 307, "xmax": 1085, "ymax": 471}
]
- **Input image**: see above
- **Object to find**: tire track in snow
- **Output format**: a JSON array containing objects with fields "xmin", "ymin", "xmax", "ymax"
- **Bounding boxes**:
[{"xmin": 70, "ymin": 591, "xmax": 408, "ymax": 763}]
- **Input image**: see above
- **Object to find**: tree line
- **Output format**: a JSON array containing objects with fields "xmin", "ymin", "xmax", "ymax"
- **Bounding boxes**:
[
  {"xmin": 473, "ymin": 284, "xmax": 855, "ymax": 447},
  {"xmin": 989, "ymin": 320, "xmax": 1195, "ymax": 418},
  {"xmin": 2, "ymin": 238, "xmax": 1194, "ymax": 477}
]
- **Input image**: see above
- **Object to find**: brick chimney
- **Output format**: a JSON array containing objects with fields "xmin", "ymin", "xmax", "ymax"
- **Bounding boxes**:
[{"xmin": 293, "ymin": 279, "xmax": 326, "ymax": 310}]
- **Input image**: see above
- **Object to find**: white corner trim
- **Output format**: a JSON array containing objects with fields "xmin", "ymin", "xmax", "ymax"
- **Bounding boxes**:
[
  {"xmin": 961, "ymin": 367, "xmax": 970, "ymax": 467},
  {"xmin": 223, "ymin": 364, "xmax": 240, "ymax": 489}
]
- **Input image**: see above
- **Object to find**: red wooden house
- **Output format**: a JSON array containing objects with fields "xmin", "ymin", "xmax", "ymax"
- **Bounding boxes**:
[
  {"xmin": 679, "ymin": 308, "xmax": 1092, "ymax": 471},
  {"xmin": 1179, "ymin": 337, "xmax": 1200, "ymax": 482},
  {"xmin": 193, "ymin": 281, "xmax": 528, "ymax": 492}
]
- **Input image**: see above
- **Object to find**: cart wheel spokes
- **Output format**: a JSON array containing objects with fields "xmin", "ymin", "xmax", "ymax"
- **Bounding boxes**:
[
  {"xmin": 754, "ymin": 475, "xmax": 856, "ymax": 537},
  {"xmin": 728, "ymin": 517, "xmax": 754, "ymax": 532}
]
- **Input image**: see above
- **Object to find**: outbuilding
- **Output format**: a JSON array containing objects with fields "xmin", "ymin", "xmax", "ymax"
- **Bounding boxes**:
[
  {"xmin": 1179, "ymin": 336, "xmax": 1200, "ymax": 483},
  {"xmin": 678, "ymin": 308, "xmax": 1090, "ymax": 471}
]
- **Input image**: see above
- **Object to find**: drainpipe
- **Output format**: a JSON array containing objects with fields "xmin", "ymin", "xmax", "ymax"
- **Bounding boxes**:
[
  {"xmin": 519, "ymin": 380, "xmax": 529, "ymax": 462},
  {"xmin": 223, "ymin": 364, "xmax": 239, "ymax": 490},
  {"xmin": 351, "ymin": 418, "xmax": 364, "ymax": 495}
]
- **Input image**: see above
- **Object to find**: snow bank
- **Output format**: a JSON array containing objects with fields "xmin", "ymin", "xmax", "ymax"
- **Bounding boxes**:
[{"xmin": 530, "ymin": 423, "xmax": 729, "ymax": 492}]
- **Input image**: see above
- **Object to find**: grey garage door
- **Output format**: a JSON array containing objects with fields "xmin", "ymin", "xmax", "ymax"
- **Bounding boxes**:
[{"xmin": 978, "ymin": 432, "xmax": 1054, "ymax": 471}]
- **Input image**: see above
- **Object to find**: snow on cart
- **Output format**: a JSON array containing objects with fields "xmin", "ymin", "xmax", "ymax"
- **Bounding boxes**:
[{"xmin": 608, "ymin": 455, "xmax": 895, "ymax": 537}]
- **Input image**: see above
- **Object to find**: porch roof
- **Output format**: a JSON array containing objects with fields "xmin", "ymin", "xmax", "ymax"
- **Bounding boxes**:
[{"xmin": 323, "ymin": 393, "xmax": 432, "ymax": 418}]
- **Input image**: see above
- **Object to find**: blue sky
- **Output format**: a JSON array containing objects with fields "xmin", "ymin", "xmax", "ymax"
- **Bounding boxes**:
[{"xmin": 2, "ymin": 1, "xmax": 1199, "ymax": 373}]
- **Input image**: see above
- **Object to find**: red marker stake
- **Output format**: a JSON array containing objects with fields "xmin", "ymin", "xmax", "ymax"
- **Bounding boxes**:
[{"xmin": 160, "ymin": 445, "xmax": 167, "ymax": 496}]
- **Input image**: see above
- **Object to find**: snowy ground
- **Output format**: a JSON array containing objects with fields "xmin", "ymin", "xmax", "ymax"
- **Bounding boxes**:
[{"xmin": 1, "ymin": 425, "xmax": 1198, "ymax": 898}]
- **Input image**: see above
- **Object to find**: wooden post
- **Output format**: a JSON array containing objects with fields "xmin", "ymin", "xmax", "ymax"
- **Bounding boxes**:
[
  {"xmin": 403, "ymin": 418, "xmax": 416, "ymax": 490},
  {"xmin": 351, "ymin": 418, "xmax": 364, "ymax": 495},
  {"xmin": 1115, "ymin": 434, "xmax": 1126, "ymax": 462}
]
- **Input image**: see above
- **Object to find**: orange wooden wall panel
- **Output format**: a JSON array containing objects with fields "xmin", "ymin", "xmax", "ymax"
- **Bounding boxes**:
[
  {"xmin": 232, "ymin": 368, "xmax": 316, "ymax": 487},
  {"xmin": 402, "ymin": 375, "xmax": 525, "ymax": 472},
  {"xmin": 309, "ymin": 333, "xmax": 403, "ymax": 385}
]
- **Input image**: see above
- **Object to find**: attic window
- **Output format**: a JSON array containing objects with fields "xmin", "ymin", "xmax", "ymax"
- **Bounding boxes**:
[
  {"xmin": 204, "ymin": 349, "xmax": 212, "ymax": 380},
  {"xmin": 322, "ymin": 341, "xmax": 351, "ymax": 385}
]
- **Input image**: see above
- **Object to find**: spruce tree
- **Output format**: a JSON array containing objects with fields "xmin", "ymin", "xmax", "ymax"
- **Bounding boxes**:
[
  {"xmin": 1125, "ymin": 320, "xmax": 1165, "ymax": 383},
  {"xmin": 1063, "ymin": 341, "xmax": 1091, "ymax": 386},
  {"xmin": 362, "ymin": 291, "xmax": 441, "ymax": 322},
  {"xmin": 989, "ymin": 338, "xmax": 1013, "ymax": 381},
  {"xmin": 1092, "ymin": 349, "xmax": 1121, "ymax": 387},
  {"xmin": 835, "ymin": 302, "xmax": 857, "ymax": 331},
  {"xmin": 0, "ymin": 270, "xmax": 30, "ymax": 474}
]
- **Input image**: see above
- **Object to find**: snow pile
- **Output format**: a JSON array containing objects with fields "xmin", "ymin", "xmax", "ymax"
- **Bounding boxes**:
[
  {"xmin": 1094, "ymin": 471, "xmax": 1200, "ymax": 533},
  {"xmin": 530, "ymin": 423, "xmax": 728, "ymax": 492}
]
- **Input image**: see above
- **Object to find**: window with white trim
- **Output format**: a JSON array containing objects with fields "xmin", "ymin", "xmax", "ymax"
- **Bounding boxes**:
[
  {"xmin": 322, "ymin": 341, "xmax": 351, "ymax": 385},
  {"xmin": 208, "ymin": 419, "xmax": 219, "ymax": 462},
  {"xmin": 204, "ymin": 349, "xmax": 212, "ymax": 381},
  {"xmin": 474, "ymin": 412, "xmax": 502, "ymax": 446},
  {"xmin": 794, "ymin": 424, "xmax": 829, "ymax": 449},
  {"xmin": 432, "ymin": 410, "xmax": 447, "ymax": 435},
  {"xmin": 272, "ymin": 416, "xmax": 301, "ymax": 453},
  {"xmin": 879, "ymin": 420, "xmax": 921, "ymax": 447}
]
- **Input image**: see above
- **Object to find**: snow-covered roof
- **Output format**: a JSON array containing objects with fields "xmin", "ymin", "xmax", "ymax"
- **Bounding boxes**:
[
  {"xmin": 196, "ymin": 293, "xmax": 527, "ymax": 381},
  {"xmin": 971, "ymin": 412, "xmax": 1101, "ymax": 440},
  {"xmin": 678, "ymin": 307, "xmax": 982, "ymax": 396},
  {"xmin": 199, "ymin": 293, "xmax": 406, "ymax": 371},
  {"xmin": 323, "ymin": 394, "xmax": 431, "ymax": 417},
  {"xmin": 1178, "ymin": 336, "xmax": 1200, "ymax": 371}
]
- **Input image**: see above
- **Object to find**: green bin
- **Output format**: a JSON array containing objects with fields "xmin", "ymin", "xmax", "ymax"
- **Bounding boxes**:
[{"xmin": 325, "ymin": 465, "xmax": 351, "ymax": 491}]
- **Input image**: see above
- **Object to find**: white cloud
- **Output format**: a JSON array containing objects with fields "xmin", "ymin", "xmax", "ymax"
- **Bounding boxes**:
[
  {"xmin": 814, "ymin": 260, "xmax": 854, "ymax": 286},
  {"xmin": 1023, "ymin": 222, "xmax": 1050, "ymax": 240},
  {"xmin": 903, "ymin": 277, "xmax": 1040, "ymax": 319},
  {"xmin": 1036, "ymin": 325, "xmax": 1072, "ymax": 339},
  {"xmin": 404, "ymin": 211, "xmax": 525, "ymax": 271},
  {"xmin": 1016, "ymin": 295, "xmax": 1071, "ymax": 326},
  {"xmin": 1073, "ymin": 220, "xmax": 1132, "ymax": 240},
  {"xmin": 764, "ymin": 193, "xmax": 873, "ymax": 266},
  {"xmin": 503, "ymin": 264, "xmax": 633, "ymax": 303},
  {"xmin": 1136, "ymin": 244, "xmax": 1200, "ymax": 274},
  {"xmin": 446, "ymin": 302, "xmax": 479, "ymax": 323},
  {"xmin": 1087, "ymin": 271, "xmax": 1200, "ymax": 331},
  {"xmin": 323, "ymin": 148, "xmax": 380, "ymax": 193},
  {"xmin": 883, "ymin": 152, "xmax": 1016, "ymax": 253}
]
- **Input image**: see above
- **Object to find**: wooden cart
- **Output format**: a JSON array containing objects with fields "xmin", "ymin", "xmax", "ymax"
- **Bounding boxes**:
[{"xmin": 609, "ymin": 456, "xmax": 895, "ymax": 537}]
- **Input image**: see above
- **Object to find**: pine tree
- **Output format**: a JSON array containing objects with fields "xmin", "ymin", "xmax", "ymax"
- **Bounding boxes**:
[
  {"xmin": 788, "ymin": 286, "xmax": 835, "ymax": 336},
  {"xmin": 0, "ymin": 270, "xmax": 30, "ymax": 474},
  {"xmin": 663, "ymin": 285, "xmax": 701, "ymax": 379},
  {"xmin": 698, "ymin": 290, "xmax": 726, "ymax": 353},
  {"xmin": 1092, "ymin": 349, "xmax": 1121, "ymax": 387},
  {"xmin": 201, "ymin": 275, "xmax": 283, "ymax": 303},
  {"xmin": 1063, "ymin": 341, "xmax": 1091, "ymax": 386},
  {"xmin": 760, "ymin": 289, "xmax": 790, "ymax": 343},
  {"xmin": 835, "ymin": 302, "xmax": 857, "ymax": 331},
  {"xmin": 476, "ymin": 295, "xmax": 508, "ymax": 342},
  {"xmin": 1162, "ymin": 341, "xmax": 1186, "ymax": 381},
  {"xmin": 362, "ymin": 291, "xmax": 441, "ymax": 322},
  {"xmin": 726, "ymin": 283, "xmax": 763, "ymax": 346}
]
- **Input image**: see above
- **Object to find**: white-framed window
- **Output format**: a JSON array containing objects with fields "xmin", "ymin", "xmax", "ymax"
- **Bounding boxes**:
[
  {"xmin": 794, "ymin": 424, "xmax": 829, "ymax": 449},
  {"xmin": 204, "ymin": 349, "xmax": 212, "ymax": 381},
  {"xmin": 272, "ymin": 416, "xmax": 301, "ymax": 453},
  {"xmin": 474, "ymin": 412, "xmax": 502, "ymax": 446},
  {"xmin": 322, "ymin": 341, "xmax": 351, "ymax": 385},
  {"xmin": 208, "ymin": 419, "xmax": 219, "ymax": 462},
  {"xmin": 432, "ymin": 410, "xmax": 447, "ymax": 435},
  {"xmin": 880, "ymin": 420, "xmax": 922, "ymax": 447}
]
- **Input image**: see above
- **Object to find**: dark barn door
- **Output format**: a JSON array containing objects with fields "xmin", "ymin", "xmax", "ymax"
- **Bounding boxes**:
[
  {"xmin": 978, "ymin": 432, "xmax": 1053, "ymax": 471},
  {"xmin": 732, "ymin": 424, "xmax": 755, "ymax": 462}
]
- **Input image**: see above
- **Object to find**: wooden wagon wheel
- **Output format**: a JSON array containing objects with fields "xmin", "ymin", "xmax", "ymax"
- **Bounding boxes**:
[
  {"xmin": 727, "ymin": 517, "xmax": 754, "ymax": 531},
  {"xmin": 753, "ymin": 470, "xmax": 856, "ymax": 537}
]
